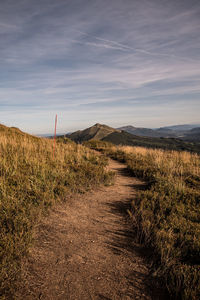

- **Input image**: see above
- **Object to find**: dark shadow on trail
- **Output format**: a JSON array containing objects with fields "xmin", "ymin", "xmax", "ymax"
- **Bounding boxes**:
[
  {"xmin": 97, "ymin": 294, "xmax": 112, "ymax": 300},
  {"xmin": 104, "ymin": 198, "xmax": 170, "ymax": 300},
  {"xmin": 105, "ymin": 199, "xmax": 132, "ymax": 217},
  {"xmin": 113, "ymin": 166, "xmax": 152, "ymax": 189},
  {"xmin": 112, "ymin": 166, "xmax": 134, "ymax": 178}
]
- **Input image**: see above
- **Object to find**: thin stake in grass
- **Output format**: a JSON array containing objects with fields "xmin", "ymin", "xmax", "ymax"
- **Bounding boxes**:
[{"xmin": 53, "ymin": 114, "xmax": 57, "ymax": 160}]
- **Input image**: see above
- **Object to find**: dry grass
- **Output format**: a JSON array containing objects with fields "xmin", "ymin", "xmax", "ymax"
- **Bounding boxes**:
[
  {"xmin": 86, "ymin": 140, "xmax": 200, "ymax": 300},
  {"xmin": 0, "ymin": 126, "xmax": 113, "ymax": 299}
]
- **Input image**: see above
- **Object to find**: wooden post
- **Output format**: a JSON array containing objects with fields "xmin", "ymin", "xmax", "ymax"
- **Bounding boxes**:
[{"xmin": 53, "ymin": 114, "xmax": 57, "ymax": 160}]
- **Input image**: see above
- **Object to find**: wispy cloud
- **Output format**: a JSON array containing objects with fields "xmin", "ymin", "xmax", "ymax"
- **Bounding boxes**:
[{"xmin": 74, "ymin": 29, "xmax": 196, "ymax": 62}]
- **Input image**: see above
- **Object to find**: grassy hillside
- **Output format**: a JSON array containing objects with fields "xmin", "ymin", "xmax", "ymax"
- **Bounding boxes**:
[
  {"xmin": 0, "ymin": 125, "xmax": 113, "ymax": 298},
  {"xmin": 183, "ymin": 128, "xmax": 200, "ymax": 142},
  {"xmin": 85, "ymin": 140, "xmax": 200, "ymax": 300},
  {"xmin": 102, "ymin": 131, "xmax": 200, "ymax": 154}
]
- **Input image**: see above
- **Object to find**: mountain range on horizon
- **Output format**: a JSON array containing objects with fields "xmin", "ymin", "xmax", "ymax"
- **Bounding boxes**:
[
  {"xmin": 38, "ymin": 123, "xmax": 200, "ymax": 137},
  {"xmin": 65, "ymin": 123, "xmax": 200, "ymax": 153},
  {"xmin": 1, "ymin": 122, "xmax": 200, "ymax": 153},
  {"xmin": 2, "ymin": 121, "xmax": 200, "ymax": 140},
  {"xmin": 117, "ymin": 124, "xmax": 200, "ymax": 140},
  {"xmin": 157, "ymin": 124, "xmax": 200, "ymax": 131},
  {"xmin": 65, "ymin": 123, "xmax": 200, "ymax": 141}
]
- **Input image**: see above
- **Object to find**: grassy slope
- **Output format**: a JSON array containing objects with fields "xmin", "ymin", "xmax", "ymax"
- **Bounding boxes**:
[
  {"xmin": 85, "ymin": 140, "xmax": 200, "ymax": 300},
  {"xmin": 0, "ymin": 125, "xmax": 113, "ymax": 298},
  {"xmin": 102, "ymin": 131, "xmax": 200, "ymax": 154}
]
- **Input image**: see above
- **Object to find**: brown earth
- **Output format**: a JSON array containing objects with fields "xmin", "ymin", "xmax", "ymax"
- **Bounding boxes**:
[{"xmin": 16, "ymin": 159, "xmax": 167, "ymax": 300}]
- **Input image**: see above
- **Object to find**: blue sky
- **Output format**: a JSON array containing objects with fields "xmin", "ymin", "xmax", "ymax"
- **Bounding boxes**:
[{"xmin": 0, "ymin": 0, "xmax": 200, "ymax": 134}]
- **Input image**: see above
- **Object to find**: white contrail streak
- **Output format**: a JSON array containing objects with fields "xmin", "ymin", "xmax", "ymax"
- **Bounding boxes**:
[
  {"xmin": 67, "ymin": 38, "xmax": 128, "ymax": 52},
  {"xmin": 74, "ymin": 29, "xmax": 195, "ymax": 62}
]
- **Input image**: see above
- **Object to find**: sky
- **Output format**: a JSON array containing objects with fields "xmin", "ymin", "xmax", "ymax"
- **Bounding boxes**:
[{"xmin": 0, "ymin": 0, "xmax": 200, "ymax": 134}]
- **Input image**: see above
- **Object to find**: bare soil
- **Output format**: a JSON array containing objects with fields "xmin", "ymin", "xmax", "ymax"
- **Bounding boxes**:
[{"xmin": 16, "ymin": 159, "xmax": 167, "ymax": 300}]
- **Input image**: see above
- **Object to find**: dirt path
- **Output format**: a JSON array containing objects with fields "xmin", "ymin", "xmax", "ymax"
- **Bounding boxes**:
[{"xmin": 16, "ymin": 159, "xmax": 166, "ymax": 300}]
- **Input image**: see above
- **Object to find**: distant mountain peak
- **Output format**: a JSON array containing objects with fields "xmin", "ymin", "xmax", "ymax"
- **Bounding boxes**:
[
  {"xmin": 66, "ymin": 123, "xmax": 119, "ymax": 143},
  {"xmin": 94, "ymin": 123, "xmax": 118, "ymax": 130}
]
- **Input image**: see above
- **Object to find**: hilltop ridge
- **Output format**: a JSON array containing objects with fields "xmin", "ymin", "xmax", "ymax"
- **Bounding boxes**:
[
  {"xmin": 0, "ymin": 123, "xmax": 27, "ymax": 136},
  {"xmin": 65, "ymin": 123, "xmax": 121, "ymax": 143}
]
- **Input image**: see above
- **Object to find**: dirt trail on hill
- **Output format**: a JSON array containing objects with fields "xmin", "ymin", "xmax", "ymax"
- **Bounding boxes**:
[{"xmin": 16, "ymin": 159, "xmax": 167, "ymax": 300}]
